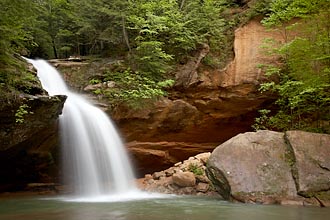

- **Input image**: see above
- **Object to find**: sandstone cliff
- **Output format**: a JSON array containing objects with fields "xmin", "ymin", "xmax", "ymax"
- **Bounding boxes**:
[{"xmin": 111, "ymin": 18, "xmax": 282, "ymax": 175}]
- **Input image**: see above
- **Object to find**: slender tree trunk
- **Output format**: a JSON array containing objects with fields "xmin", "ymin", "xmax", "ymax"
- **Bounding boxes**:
[
  {"xmin": 77, "ymin": 36, "xmax": 80, "ymax": 56},
  {"xmin": 52, "ymin": 40, "xmax": 58, "ymax": 59},
  {"xmin": 122, "ymin": 16, "xmax": 131, "ymax": 53}
]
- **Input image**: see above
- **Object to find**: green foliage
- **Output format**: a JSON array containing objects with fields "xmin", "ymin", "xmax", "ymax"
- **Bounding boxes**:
[
  {"xmin": 132, "ymin": 40, "xmax": 174, "ymax": 79},
  {"xmin": 255, "ymin": 0, "xmax": 330, "ymax": 133},
  {"xmin": 15, "ymin": 104, "xmax": 33, "ymax": 124},
  {"xmin": 262, "ymin": 0, "xmax": 329, "ymax": 27},
  {"xmin": 0, "ymin": 0, "xmax": 229, "ymax": 96},
  {"xmin": 0, "ymin": 0, "xmax": 40, "ymax": 93},
  {"xmin": 89, "ymin": 68, "xmax": 174, "ymax": 108},
  {"xmin": 89, "ymin": 79, "xmax": 101, "ymax": 85},
  {"xmin": 188, "ymin": 163, "xmax": 204, "ymax": 176},
  {"xmin": 33, "ymin": 0, "xmax": 76, "ymax": 58},
  {"xmin": 93, "ymin": 88, "xmax": 103, "ymax": 95},
  {"xmin": 66, "ymin": 0, "xmax": 228, "ymax": 105},
  {"xmin": 244, "ymin": 0, "xmax": 273, "ymax": 19},
  {"xmin": 127, "ymin": 0, "xmax": 226, "ymax": 78},
  {"xmin": 252, "ymin": 109, "xmax": 271, "ymax": 131}
]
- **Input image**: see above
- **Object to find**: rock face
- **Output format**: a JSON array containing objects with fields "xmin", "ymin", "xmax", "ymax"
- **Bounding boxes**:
[
  {"xmin": 174, "ymin": 43, "xmax": 210, "ymax": 88},
  {"xmin": 219, "ymin": 18, "xmax": 282, "ymax": 87},
  {"xmin": 206, "ymin": 130, "xmax": 330, "ymax": 206},
  {"xmin": 128, "ymin": 141, "xmax": 215, "ymax": 175},
  {"xmin": 0, "ymin": 94, "xmax": 66, "ymax": 191}
]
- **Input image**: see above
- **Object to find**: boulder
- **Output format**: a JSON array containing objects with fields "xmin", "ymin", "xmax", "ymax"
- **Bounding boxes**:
[
  {"xmin": 172, "ymin": 171, "xmax": 196, "ymax": 187},
  {"xmin": 285, "ymin": 131, "xmax": 330, "ymax": 197},
  {"xmin": 206, "ymin": 130, "xmax": 330, "ymax": 206},
  {"xmin": 196, "ymin": 182, "xmax": 209, "ymax": 193},
  {"xmin": 83, "ymin": 81, "xmax": 115, "ymax": 92},
  {"xmin": 207, "ymin": 130, "xmax": 297, "ymax": 201}
]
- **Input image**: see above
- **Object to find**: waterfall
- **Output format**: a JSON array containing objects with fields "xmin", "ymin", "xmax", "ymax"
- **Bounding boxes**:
[{"xmin": 26, "ymin": 59, "xmax": 138, "ymax": 200}]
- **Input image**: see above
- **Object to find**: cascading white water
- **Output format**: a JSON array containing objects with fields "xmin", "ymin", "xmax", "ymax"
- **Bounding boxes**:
[{"xmin": 26, "ymin": 59, "xmax": 138, "ymax": 199}]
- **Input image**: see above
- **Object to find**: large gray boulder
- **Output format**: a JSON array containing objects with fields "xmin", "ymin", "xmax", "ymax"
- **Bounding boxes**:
[
  {"xmin": 206, "ymin": 130, "xmax": 297, "ymax": 201},
  {"xmin": 206, "ymin": 130, "xmax": 330, "ymax": 206},
  {"xmin": 286, "ymin": 131, "xmax": 330, "ymax": 197}
]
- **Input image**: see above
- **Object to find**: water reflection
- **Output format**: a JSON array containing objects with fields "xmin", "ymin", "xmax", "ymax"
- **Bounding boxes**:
[{"xmin": 0, "ymin": 196, "xmax": 329, "ymax": 220}]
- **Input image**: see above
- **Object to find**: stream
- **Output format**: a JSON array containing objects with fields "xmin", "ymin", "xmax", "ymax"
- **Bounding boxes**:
[{"xmin": 0, "ymin": 195, "xmax": 329, "ymax": 220}]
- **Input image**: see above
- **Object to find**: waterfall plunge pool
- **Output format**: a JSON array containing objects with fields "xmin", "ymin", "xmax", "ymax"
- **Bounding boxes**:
[{"xmin": 0, "ymin": 195, "xmax": 329, "ymax": 220}]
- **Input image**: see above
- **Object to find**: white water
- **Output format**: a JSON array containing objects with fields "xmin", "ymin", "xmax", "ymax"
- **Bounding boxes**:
[{"xmin": 26, "ymin": 59, "xmax": 141, "ymax": 200}]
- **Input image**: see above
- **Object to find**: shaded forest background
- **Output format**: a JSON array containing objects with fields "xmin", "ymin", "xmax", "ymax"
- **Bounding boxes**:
[{"xmin": 0, "ymin": 0, "xmax": 329, "ymax": 133}]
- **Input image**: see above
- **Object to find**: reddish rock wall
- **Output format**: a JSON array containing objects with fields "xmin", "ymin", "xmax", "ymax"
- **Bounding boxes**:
[{"xmin": 113, "ymin": 18, "xmax": 283, "ymax": 175}]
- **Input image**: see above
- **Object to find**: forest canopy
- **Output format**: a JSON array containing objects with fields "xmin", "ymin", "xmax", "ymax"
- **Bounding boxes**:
[
  {"xmin": 1, "ymin": 0, "xmax": 229, "ymax": 96},
  {"xmin": 1, "ymin": 0, "xmax": 329, "ymax": 133}
]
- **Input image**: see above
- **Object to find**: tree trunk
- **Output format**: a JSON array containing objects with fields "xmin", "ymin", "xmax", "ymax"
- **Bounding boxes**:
[
  {"xmin": 52, "ymin": 40, "xmax": 58, "ymax": 59},
  {"xmin": 122, "ymin": 16, "xmax": 131, "ymax": 53}
]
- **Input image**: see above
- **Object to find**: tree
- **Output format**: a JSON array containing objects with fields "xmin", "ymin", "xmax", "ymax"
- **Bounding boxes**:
[
  {"xmin": 69, "ymin": 0, "xmax": 131, "ymax": 56},
  {"xmin": 255, "ymin": 0, "xmax": 330, "ymax": 133},
  {"xmin": 0, "ymin": 0, "xmax": 40, "ymax": 93},
  {"xmin": 0, "ymin": 0, "xmax": 36, "ymax": 62},
  {"xmin": 33, "ymin": 0, "xmax": 76, "ymax": 58},
  {"xmin": 126, "ymin": 0, "xmax": 226, "ymax": 79}
]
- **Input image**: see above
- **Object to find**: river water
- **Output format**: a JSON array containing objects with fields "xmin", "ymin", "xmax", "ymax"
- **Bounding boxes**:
[{"xmin": 0, "ymin": 195, "xmax": 329, "ymax": 220}]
